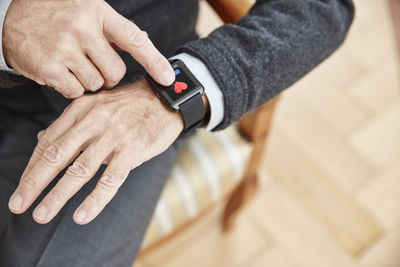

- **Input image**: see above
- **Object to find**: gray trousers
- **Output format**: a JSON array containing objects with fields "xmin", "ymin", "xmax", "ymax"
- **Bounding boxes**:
[{"xmin": 0, "ymin": 84, "xmax": 181, "ymax": 266}]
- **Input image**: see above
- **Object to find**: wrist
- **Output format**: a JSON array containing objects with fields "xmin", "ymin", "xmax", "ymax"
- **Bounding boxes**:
[
  {"xmin": 141, "ymin": 79, "xmax": 185, "ymax": 132},
  {"xmin": 202, "ymin": 93, "xmax": 210, "ymax": 126},
  {"xmin": 144, "ymin": 78, "xmax": 211, "ymax": 133},
  {"xmin": 202, "ymin": 93, "xmax": 210, "ymax": 114}
]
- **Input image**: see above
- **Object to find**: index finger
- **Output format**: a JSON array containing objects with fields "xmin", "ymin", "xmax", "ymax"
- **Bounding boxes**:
[{"xmin": 103, "ymin": 7, "xmax": 175, "ymax": 86}]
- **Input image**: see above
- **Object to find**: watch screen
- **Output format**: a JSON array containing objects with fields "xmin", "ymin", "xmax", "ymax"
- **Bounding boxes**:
[{"xmin": 164, "ymin": 68, "xmax": 196, "ymax": 101}]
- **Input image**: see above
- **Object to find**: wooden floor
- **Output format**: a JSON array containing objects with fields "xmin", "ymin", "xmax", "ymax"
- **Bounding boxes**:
[{"xmin": 134, "ymin": 0, "xmax": 400, "ymax": 266}]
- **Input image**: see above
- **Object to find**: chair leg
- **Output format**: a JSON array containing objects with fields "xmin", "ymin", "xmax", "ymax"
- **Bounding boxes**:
[
  {"xmin": 222, "ymin": 96, "xmax": 280, "ymax": 231},
  {"xmin": 222, "ymin": 172, "xmax": 259, "ymax": 231},
  {"xmin": 222, "ymin": 136, "xmax": 264, "ymax": 231}
]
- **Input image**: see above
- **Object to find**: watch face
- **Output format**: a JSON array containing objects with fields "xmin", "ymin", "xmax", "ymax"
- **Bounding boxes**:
[
  {"xmin": 148, "ymin": 59, "xmax": 204, "ymax": 111},
  {"xmin": 163, "ymin": 68, "xmax": 196, "ymax": 101}
]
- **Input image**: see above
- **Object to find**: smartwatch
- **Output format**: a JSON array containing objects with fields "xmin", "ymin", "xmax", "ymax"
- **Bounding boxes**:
[{"xmin": 147, "ymin": 59, "xmax": 206, "ymax": 132}]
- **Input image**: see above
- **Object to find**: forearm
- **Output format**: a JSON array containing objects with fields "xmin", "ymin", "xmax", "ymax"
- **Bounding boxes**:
[{"xmin": 179, "ymin": 0, "xmax": 355, "ymax": 130}]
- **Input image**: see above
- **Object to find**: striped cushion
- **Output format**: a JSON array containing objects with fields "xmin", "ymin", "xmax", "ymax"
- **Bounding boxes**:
[{"xmin": 141, "ymin": 125, "xmax": 252, "ymax": 248}]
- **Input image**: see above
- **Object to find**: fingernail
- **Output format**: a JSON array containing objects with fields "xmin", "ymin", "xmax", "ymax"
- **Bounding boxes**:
[
  {"xmin": 161, "ymin": 69, "xmax": 175, "ymax": 85},
  {"xmin": 75, "ymin": 209, "xmax": 87, "ymax": 223},
  {"xmin": 34, "ymin": 205, "xmax": 48, "ymax": 221},
  {"xmin": 8, "ymin": 193, "xmax": 23, "ymax": 211}
]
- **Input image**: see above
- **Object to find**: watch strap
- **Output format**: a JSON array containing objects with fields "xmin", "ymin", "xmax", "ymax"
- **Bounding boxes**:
[{"xmin": 179, "ymin": 93, "xmax": 205, "ymax": 132}]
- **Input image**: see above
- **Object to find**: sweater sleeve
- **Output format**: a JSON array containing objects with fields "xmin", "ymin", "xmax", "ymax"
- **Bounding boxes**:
[{"xmin": 178, "ymin": 0, "xmax": 354, "ymax": 131}]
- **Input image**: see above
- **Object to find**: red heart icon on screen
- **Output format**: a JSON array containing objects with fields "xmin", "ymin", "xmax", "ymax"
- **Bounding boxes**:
[{"xmin": 174, "ymin": 81, "xmax": 188, "ymax": 93}]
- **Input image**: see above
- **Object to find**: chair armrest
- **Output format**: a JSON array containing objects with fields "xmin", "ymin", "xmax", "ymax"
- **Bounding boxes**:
[
  {"xmin": 238, "ymin": 96, "xmax": 280, "ymax": 142},
  {"xmin": 206, "ymin": 0, "xmax": 253, "ymax": 24}
]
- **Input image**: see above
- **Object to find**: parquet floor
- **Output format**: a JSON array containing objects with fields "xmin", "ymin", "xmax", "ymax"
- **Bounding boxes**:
[{"xmin": 134, "ymin": 0, "xmax": 400, "ymax": 266}]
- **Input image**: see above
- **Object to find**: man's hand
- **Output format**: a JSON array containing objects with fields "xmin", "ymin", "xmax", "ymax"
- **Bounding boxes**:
[
  {"xmin": 2, "ymin": 0, "xmax": 175, "ymax": 98},
  {"xmin": 8, "ymin": 80, "xmax": 183, "ymax": 224}
]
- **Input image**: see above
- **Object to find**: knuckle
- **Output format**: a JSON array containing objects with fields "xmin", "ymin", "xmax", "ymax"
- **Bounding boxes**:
[
  {"xmin": 63, "ymin": 92, "xmax": 77, "ymax": 99},
  {"xmin": 69, "ymin": 12, "xmax": 90, "ymax": 35},
  {"xmin": 49, "ymin": 188, "xmax": 66, "ymax": 202},
  {"xmin": 113, "ymin": 123, "xmax": 129, "ymax": 136},
  {"xmin": 61, "ymin": 91, "xmax": 77, "ymax": 99},
  {"xmin": 94, "ymin": 41, "xmax": 109, "ymax": 56},
  {"xmin": 49, "ymin": 39, "xmax": 74, "ymax": 63},
  {"xmin": 89, "ymin": 76, "xmax": 104, "ymax": 91},
  {"xmin": 66, "ymin": 160, "xmax": 91, "ymax": 179},
  {"xmin": 45, "ymin": 72, "xmax": 72, "ymax": 94},
  {"xmin": 98, "ymin": 173, "xmax": 121, "ymax": 190},
  {"xmin": 37, "ymin": 135, "xmax": 50, "ymax": 153},
  {"xmin": 56, "ymin": 80, "xmax": 71, "ymax": 92},
  {"xmin": 91, "ymin": 105, "xmax": 111, "ymax": 119},
  {"xmin": 129, "ymin": 29, "xmax": 148, "ymax": 48},
  {"xmin": 63, "ymin": 86, "xmax": 84, "ymax": 99},
  {"xmin": 56, "ymin": 41, "xmax": 74, "ymax": 59},
  {"xmin": 108, "ymin": 65, "xmax": 126, "ymax": 86},
  {"xmin": 21, "ymin": 176, "xmax": 38, "ymax": 189},
  {"xmin": 37, "ymin": 130, "xmax": 45, "ymax": 141},
  {"xmin": 42, "ymin": 144, "xmax": 62, "ymax": 164},
  {"xmin": 40, "ymin": 65, "xmax": 60, "ymax": 83},
  {"xmin": 33, "ymin": 55, "xmax": 48, "ymax": 78},
  {"xmin": 116, "ymin": 61, "xmax": 127, "ymax": 77},
  {"xmin": 65, "ymin": 128, "xmax": 80, "ymax": 142},
  {"xmin": 120, "ymin": 139, "xmax": 133, "ymax": 150},
  {"xmin": 66, "ymin": 80, "xmax": 84, "ymax": 96}
]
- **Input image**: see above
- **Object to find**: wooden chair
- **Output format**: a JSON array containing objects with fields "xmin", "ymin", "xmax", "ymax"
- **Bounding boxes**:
[{"xmin": 138, "ymin": 0, "xmax": 280, "ymax": 254}]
